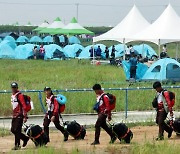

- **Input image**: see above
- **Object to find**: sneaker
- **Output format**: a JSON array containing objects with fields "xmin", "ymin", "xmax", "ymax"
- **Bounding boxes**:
[
  {"xmin": 156, "ymin": 136, "xmax": 164, "ymax": 141},
  {"xmin": 91, "ymin": 141, "xmax": 100, "ymax": 145},
  {"xmin": 64, "ymin": 132, "xmax": 69, "ymax": 142},
  {"xmin": 12, "ymin": 146, "xmax": 21, "ymax": 150},
  {"xmin": 109, "ymin": 136, "xmax": 117, "ymax": 144},
  {"xmin": 168, "ymin": 129, "xmax": 173, "ymax": 138},
  {"xmin": 23, "ymin": 138, "xmax": 29, "ymax": 147}
]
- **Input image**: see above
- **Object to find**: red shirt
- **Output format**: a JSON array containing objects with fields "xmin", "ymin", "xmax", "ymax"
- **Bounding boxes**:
[
  {"xmin": 11, "ymin": 91, "xmax": 27, "ymax": 118},
  {"xmin": 97, "ymin": 91, "xmax": 111, "ymax": 116}
]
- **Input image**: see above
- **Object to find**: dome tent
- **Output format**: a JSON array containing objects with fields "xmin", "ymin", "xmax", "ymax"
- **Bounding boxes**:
[
  {"xmin": 4, "ymin": 36, "xmax": 16, "ymax": 42},
  {"xmin": 44, "ymin": 44, "xmax": 64, "ymax": 60},
  {"xmin": 63, "ymin": 44, "xmax": 84, "ymax": 58},
  {"xmin": 142, "ymin": 58, "xmax": 180, "ymax": 81},
  {"xmin": 133, "ymin": 44, "xmax": 157, "ymax": 59},
  {"xmin": 0, "ymin": 40, "xmax": 17, "ymax": 49},
  {"xmin": 43, "ymin": 36, "xmax": 53, "ymax": 43},
  {"xmin": 16, "ymin": 36, "xmax": 29, "ymax": 43},
  {"xmin": 78, "ymin": 44, "xmax": 106, "ymax": 59},
  {"xmin": 109, "ymin": 44, "xmax": 126, "ymax": 58},
  {"xmin": 0, "ymin": 44, "xmax": 15, "ymax": 59},
  {"xmin": 122, "ymin": 61, "xmax": 148, "ymax": 80},
  {"xmin": 68, "ymin": 36, "xmax": 81, "ymax": 44},
  {"xmin": 15, "ymin": 44, "xmax": 34, "ymax": 59},
  {"xmin": 29, "ymin": 36, "xmax": 42, "ymax": 43}
]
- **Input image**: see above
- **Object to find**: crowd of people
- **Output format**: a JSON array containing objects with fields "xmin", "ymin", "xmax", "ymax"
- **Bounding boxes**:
[{"xmin": 10, "ymin": 81, "xmax": 175, "ymax": 150}]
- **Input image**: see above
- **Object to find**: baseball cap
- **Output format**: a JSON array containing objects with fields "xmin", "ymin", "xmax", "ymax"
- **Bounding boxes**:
[{"xmin": 11, "ymin": 82, "xmax": 18, "ymax": 88}]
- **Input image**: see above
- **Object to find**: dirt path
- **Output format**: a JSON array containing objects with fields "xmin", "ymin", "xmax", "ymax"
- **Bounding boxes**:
[{"xmin": 0, "ymin": 126, "xmax": 180, "ymax": 153}]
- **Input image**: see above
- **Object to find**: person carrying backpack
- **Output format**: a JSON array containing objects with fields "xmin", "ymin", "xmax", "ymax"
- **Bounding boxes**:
[
  {"xmin": 10, "ymin": 82, "xmax": 29, "ymax": 150},
  {"xmin": 91, "ymin": 84, "xmax": 117, "ymax": 145},
  {"xmin": 43, "ymin": 87, "xmax": 69, "ymax": 142},
  {"xmin": 152, "ymin": 81, "xmax": 174, "ymax": 140}
]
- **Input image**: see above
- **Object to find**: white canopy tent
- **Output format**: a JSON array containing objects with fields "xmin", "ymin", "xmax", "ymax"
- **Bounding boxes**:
[
  {"xmin": 130, "ymin": 4, "xmax": 180, "ymax": 45},
  {"xmin": 93, "ymin": 5, "xmax": 150, "ymax": 43}
]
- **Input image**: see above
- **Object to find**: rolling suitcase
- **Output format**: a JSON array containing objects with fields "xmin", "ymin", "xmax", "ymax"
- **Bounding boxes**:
[{"xmin": 24, "ymin": 124, "xmax": 49, "ymax": 147}]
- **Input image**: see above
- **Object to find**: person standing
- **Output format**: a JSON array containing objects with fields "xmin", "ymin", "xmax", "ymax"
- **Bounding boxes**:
[
  {"xmin": 89, "ymin": 46, "xmax": 94, "ymax": 58},
  {"xmin": 111, "ymin": 45, "xmax": 116, "ymax": 59},
  {"xmin": 129, "ymin": 54, "xmax": 137, "ymax": 79},
  {"xmin": 152, "ymin": 81, "xmax": 173, "ymax": 140},
  {"xmin": 43, "ymin": 87, "xmax": 69, "ymax": 142},
  {"xmin": 105, "ymin": 46, "xmax": 109, "ymax": 59},
  {"xmin": 91, "ymin": 84, "xmax": 116, "ymax": 145},
  {"xmin": 11, "ymin": 82, "xmax": 29, "ymax": 150},
  {"xmin": 96, "ymin": 46, "xmax": 102, "ymax": 59}
]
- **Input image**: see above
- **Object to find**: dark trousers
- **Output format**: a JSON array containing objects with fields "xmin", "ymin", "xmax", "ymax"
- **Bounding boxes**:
[
  {"xmin": 43, "ymin": 116, "xmax": 65, "ymax": 141},
  {"xmin": 11, "ymin": 117, "xmax": 29, "ymax": 146},
  {"xmin": 95, "ymin": 113, "xmax": 115, "ymax": 142},
  {"xmin": 130, "ymin": 66, "xmax": 137, "ymax": 78},
  {"xmin": 156, "ymin": 110, "xmax": 172, "ymax": 137}
]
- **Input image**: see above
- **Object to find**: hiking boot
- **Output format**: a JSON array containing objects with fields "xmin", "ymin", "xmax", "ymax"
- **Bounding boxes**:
[
  {"xmin": 109, "ymin": 136, "xmax": 117, "ymax": 144},
  {"xmin": 156, "ymin": 136, "xmax": 164, "ymax": 141},
  {"xmin": 91, "ymin": 141, "xmax": 100, "ymax": 145},
  {"xmin": 64, "ymin": 132, "xmax": 69, "ymax": 142},
  {"xmin": 168, "ymin": 129, "xmax": 173, "ymax": 138},
  {"xmin": 23, "ymin": 138, "xmax": 29, "ymax": 147},
  {"xmin": 12, "ymin": 146, "xmax": 21, "ymax": 150}
]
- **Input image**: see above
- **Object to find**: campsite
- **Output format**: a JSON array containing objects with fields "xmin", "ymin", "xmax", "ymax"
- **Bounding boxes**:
[{"xmin": 0, "ymin": 1, "xmax": 180, "ymax": 154}]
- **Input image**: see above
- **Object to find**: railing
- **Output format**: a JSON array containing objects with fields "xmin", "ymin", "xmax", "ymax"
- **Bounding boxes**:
[{"xmin": 1, "ymin": 85, "xmax": 180, "ymax": 118}]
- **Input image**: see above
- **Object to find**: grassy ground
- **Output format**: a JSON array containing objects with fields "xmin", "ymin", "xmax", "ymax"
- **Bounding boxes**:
[{"xmin": 0, "ymin": 59, "xmax": 180, "ymax": 116}]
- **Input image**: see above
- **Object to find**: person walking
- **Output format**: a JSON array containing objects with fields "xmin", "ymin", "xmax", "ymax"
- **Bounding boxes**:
[
  {"xmin": 10, "ymin": 82, "xmax": 29, "ymax": 150},
  {"xmin": 129, "ymin": 54, "xmax": 137, "ymax": 79},
  {"xmin": 43, "ymin": 87, "xmax": 69, "ymax": 142},
  {"xmin": 152, "ymin": 81, "xmax": 173, "ymax": 140},
  {"xmin": 91, "ymin": 84, "xmax": 116, "ymax": 145}
]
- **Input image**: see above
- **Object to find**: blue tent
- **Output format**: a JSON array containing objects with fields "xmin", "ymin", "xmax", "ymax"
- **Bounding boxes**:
[
  {"xmin": 122, "ymin": 61, "xmax": 148, "ymax": 80},
  {"xmin": 59, "ymin": 35, "xmax": 65, "ymax": 43},
  {"xmin": 43, "ymin": 36, "xmax": 53, "ymax": 43},
  {"xmin": 29, "ymin": 36, "xmax": 42, "ymax": 43},
  {"xmin": 68, "ymin": 36, "xmax": 81, "ymax": 44},
  {"xmin": 109, "ymin": 44, "xmax": 126, "ymax": 58},
  {"xmin": 63, "ymin": 44, "xmax": 84, "ymax": 58},
  {"xmin": 4, "ymin": 36, "xmax": 16, "ymax": 42},
  {"xmin": 142, "ymin": 58, "xmax": 180, "ymax": 81},
  {"xmin": 16, "ymin": 36, "xmax": 29, "ymax": 43},
  {"xmin": 44, "ymin": 44, "xmax": 63, "ymax": 60},
  {"xmin": 0, "ymin": 40, "xmax": 17, "ymax": 49},
  {"xmin": 0, "ymin": 44, "xmax": 15, "ymax": 59},
  {"xmin": 15, "ymin": 44, "xmax": 34, "ymax": 59},
  {"xmin": 133, "ymin": 44, "xmax": 157, "ymax": 59},
  {"xmin": 78, "ymin": 44, "xmax": 106, "ymax": 59},
  {"xmin": 0, "ymin": 38, "xmax": 2, "ymax": 43}
]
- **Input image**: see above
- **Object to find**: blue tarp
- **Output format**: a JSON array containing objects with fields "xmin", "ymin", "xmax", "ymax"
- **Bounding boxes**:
[
  {"xmin": 68, "ymin": 36, "xmax": 81, "ymax": 44},
  {"xmin": 16, "ymin": 36, "xmax": 29, "ymax": 43},
  {"xmin": 133, "ymin": 44, "xmax": 157, "ymax": 58},
  {"xmin": 63, "ymin": 44, "xmax": 84, "ymax": 58},
  {"xmin": 44, "ymin": 44, "xmax": 63, "ymax": 60},
  {"xmin": 0, "ymin": 44, "xmax": 15, "ymax": 59},
  {"xmin": 29, "ymin": 36, "xmax": 42, "ymax": 43},
  {"xmin": 43, "ymin": 36, "xmax": 53, "ymax": 43},
  {"xmin": 4, "ymin": 36, "xmax": 16, "ymax": 42},
  {"xmin": 142, "ymin": 58, "xmax": 180, "ymax": 81},
  {"xmin": 122, "ymin": 60, "xmax": 148, "ymax": 80},
  {"xmin": 79, "ymin": 44, "xmax": 106, "ymax": 59},
  {"xmin": 15, "ymin": 44, "xmax": 34, "ymax": 59},
  {"xmin": 0, "ymin": 40, "xmax": 17, "ymax": 49},
  {"xmin": 109, "ymin": 44, "xmax": 125, "ymax": 58}
]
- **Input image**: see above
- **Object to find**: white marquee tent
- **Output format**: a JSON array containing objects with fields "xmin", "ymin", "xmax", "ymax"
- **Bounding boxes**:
[{"xmin": 93, "ymin": 5, "xmax": 150, "ymax": 43}]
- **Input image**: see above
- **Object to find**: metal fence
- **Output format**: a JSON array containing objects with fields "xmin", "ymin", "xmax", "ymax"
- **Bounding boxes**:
[{"xmin": 0, "ymin": 85, "xmax": 180, "ymax": 118}]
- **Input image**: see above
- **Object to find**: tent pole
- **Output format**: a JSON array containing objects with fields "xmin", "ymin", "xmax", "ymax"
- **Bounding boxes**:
[
  {"xmin": 123, "ymin": 38, "xmax": 126, "ymax": 60},
  {"xmin": 176, "ymin": 42, "xmax": 178, "ymax": 60},
  {"xmin": 158, "ymin": 39, "xmax": 161, "ymax": 59}
]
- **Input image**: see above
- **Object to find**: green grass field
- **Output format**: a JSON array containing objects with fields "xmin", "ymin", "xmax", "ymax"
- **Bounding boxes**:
[{"xmin": 0, "ymin": 59, "xmax": 180, "ymax": 116}]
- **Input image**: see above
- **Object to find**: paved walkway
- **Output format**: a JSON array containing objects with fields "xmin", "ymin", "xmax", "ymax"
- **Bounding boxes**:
[{"xmin": 0, "ymin": 111, "xmax": 180, "ymax": 129}]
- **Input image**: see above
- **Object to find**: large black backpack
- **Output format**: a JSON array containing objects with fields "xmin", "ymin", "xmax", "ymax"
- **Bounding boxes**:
[{"xmin": 64, "ymin": 121, "xmax": 86, "ymax": 140}]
